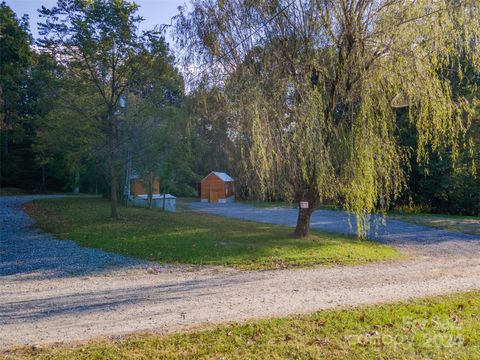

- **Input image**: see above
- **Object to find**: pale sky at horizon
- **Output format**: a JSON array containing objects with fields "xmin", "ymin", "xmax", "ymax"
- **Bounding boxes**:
[{"xmin": 4, "ymin": 0, "xmax": 187, "ymax": 48}]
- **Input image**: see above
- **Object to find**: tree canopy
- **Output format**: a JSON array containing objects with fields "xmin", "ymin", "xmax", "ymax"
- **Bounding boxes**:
[
  {"xmin": 175, "ymin": 0, "xmax": 480, "ymax": 236},
  {"xmin": 1, "ymin": 1, "xmax": 478, "ymax": 231},
  {"xmin": 38, "ymin": 0, "xmax": 184, "ymax": 217},
  {"xmin": 0, "ymin": 2, "xmax": 34, "ymax": 187}
]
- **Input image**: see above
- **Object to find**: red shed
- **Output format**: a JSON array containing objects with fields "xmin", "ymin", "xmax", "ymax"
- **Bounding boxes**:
[
  {"xmin": 130, "ymin": 177, "xmax": 160, "ymax": 197},
  {"xmin": 200, "ymin": 171, "xmax": 235, "ymax": 203}
]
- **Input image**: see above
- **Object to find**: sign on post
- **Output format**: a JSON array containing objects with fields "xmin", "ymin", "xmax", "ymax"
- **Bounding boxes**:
[{"xmin": 300, "ymin": 201, "xmax": 309, "ymax": 209}]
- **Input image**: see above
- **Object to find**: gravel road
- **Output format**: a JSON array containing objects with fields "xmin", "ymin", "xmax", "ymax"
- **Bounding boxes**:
[
  {"xmin": 1, "ymin": 196, "xmax": 479, "ymax": 349},
  {"xmin": 0, "ymin": 196, "xmax": 149, "ymax": 278},
  {"xmin": 189, "ymin": 202, "xmax": 480, "ymax": 256}
]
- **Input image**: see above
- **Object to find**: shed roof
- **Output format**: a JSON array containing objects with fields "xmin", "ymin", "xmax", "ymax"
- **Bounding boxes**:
[{"xmin": 202, "ymin": 171, "xmax": 234, "ymax": 182}]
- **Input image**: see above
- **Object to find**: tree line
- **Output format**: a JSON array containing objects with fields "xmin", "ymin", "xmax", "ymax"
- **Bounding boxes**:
[
  {"xmin": 1, "ymin": 1, "xmax": 198, "ymax": 218},
  {"xmin": 1, "ymin": 1, "xmax": 479, "ymax": 235}
]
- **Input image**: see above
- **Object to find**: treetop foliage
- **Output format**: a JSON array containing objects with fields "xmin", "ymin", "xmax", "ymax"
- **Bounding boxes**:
[{"xmin": 175, "ymin": 0, "xmax": 480, "ymax": 235}]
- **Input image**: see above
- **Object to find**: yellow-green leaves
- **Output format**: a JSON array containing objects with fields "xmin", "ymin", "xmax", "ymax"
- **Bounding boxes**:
[{"xmin": 176, "ymin": 0, "xmax": 480, "ymax": 235}]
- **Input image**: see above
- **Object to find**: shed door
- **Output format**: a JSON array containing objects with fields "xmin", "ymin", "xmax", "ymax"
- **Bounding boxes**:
[{"xmin": 209, "ymin": 192, "xmax": 218, "ymax": 203}]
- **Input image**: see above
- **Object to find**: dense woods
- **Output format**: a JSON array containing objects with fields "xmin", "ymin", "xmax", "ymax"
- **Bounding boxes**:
[{"xmin": 1, "ymin": 1, "xmax": 479, "ymax": 232}]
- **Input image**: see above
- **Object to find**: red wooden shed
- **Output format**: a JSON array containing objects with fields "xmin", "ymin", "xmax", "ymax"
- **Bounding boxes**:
[
  {"xmin": 200, "ymin": 171, "xmax": 235, "ymax": 203},
  {"xmin": 130, "ymin": 177, "xmax": 160, "ymax": 197}
]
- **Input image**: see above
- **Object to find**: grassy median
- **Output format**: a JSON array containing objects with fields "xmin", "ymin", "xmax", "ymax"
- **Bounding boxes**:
[{"xmin": 24, "ymin": 197, "xmax": 401, "ymax": 270}]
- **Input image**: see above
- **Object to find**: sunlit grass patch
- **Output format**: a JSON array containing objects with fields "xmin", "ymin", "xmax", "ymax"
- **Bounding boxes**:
[
  {"xmin": 25, "ymin": 198, "xmax": 401, "ymax": 270},
  {"xmin": 391, "ymin": 212, "xmax": 480, "ymax": 235}
]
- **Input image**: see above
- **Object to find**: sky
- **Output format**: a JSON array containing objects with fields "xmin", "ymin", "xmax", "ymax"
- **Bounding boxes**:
[{"xmin": 5, "ymin": 0, "xmax": 187, "ymax": 47}]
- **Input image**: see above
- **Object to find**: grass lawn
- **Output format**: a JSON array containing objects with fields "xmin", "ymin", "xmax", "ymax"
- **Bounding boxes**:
[
  {"xmin": 0, "ymin": 187, "xmax": 27, "ymax": 196},
  {"xmin": 7, "ymin": 291, "xmax": 480, "ymax": 359},
  {"xmin": 24, "ymin": 198, "xmax": 401, "ymax": 270},
  {"xmin": 390, "ymin": 212, "xmax": 480, "ymax": 236}
]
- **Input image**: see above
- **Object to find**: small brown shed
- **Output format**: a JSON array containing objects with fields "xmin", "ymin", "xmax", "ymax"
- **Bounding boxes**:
[
  {"xmin": 130, "ymin": 177, "xmax": 160, "ymax": 197},
  {"xmin": 200, "ymin": 171, "xmax": 235, "ymax": 203}
]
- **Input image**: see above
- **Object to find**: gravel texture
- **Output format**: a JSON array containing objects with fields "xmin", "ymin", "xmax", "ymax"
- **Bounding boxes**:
[
  {"xmin": 2, "ymin": 256, "xmax": 480, "ymax": 349},
  {"xmin": 189, "ymin": 202, "xmax": 480, "ymax": 256},
  {"xmin": 1, "ymin": 196, "xmax": 479, "ymax": 349},
  {"xmin": 0, "ymin": 196, "xmax": 149, "ymax": 278}
]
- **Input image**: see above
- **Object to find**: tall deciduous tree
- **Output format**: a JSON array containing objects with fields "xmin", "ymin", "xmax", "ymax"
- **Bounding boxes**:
[
  {"xmin": 34, "ymin": 77, "xmax": 104, "ymax": 193},
  {"xmin": 176, "ymin": 0, "xmax": 480, "ymax": 236},
  {"xmin": 126, "ymin": 37, "xmax": 185, "ymax": 206},
  {"xmin": 38, "ymin": 0, "xmax": 171, "ymax": 218},
  {"xmin": 0, "ymin": 2, "xmax": 33, "ymax": 187},
  {"xmin": 187, "ymin": 88, "xmax": 237, "ymax": 178}
]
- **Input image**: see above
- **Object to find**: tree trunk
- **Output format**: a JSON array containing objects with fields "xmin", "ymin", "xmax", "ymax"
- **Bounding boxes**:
[
  {"xmin": 3, "ymin": 125, "xmax": 8, "ymax": 186},
  {"xmin": 107, "ymin": 114, "xmax": 118, "ymax": 219},
  {"xmin": 73, "ymin": 168, "xmax": 80, "ymax": 194},
  {"xmin": 41, "ymin": 165, "xmax": 46, "ymax": 192},
  {"xmin": 110, "ymin": 162, "xmax": 118, "ymax": 219},
  {"xmin": 294, "ymin": 205, "xmax": 314, "ymax": 237},
  {"xmin": 147, "ymin": 171, "xmax": 153, "ymax": 209}
]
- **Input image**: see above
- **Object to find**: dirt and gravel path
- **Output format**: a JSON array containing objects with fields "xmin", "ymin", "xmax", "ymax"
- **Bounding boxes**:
[{"xmin": 1, "ymin": 196, "xmax": 479, "ymax": 349}]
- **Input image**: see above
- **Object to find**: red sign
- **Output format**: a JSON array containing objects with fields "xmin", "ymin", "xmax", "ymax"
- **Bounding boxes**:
[{"xmin": 300, "ymin": 201, "xmax": 309, "ymax": 209}]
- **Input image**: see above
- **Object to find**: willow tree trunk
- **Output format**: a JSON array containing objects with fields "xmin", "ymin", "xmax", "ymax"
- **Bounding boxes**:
[{"xmin": 294, "ymin": 205, "xmax": 315, "ymax": 237}]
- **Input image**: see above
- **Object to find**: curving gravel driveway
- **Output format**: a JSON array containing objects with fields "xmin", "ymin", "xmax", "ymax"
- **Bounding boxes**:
[
  {"xmin": 189, "ymin": 202, "xmax": 480, "ymax": 256},
  {"xmin": 1, "ymin": 196, "xmax": 479, "ymax": 350},
  {"xmin": 0, "ymin": 196, "xmax": 148, "ymax": 278}
]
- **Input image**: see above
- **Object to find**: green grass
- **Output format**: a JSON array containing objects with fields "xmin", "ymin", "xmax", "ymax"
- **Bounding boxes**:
[
  {"xmin": 7, "ymin": 291, "xmax": 480, "ymax": 359},
  {"xmin": 391, "ymin": 212, "xmax": 480, "ymax": 235},
  {"xmin": 25, "ymin": 198, "xmax": 401, "ymax": 270},
  {"xmin": 242, "ymin": 200, "xmax": 479, "ymax": 235},
  {"xmin": 240, "ymin": 200, "xmax": 295, "ymax": 208},
  {"xmin": 0, "ymin": 187, "xmax": 28, "ymax": 196}
]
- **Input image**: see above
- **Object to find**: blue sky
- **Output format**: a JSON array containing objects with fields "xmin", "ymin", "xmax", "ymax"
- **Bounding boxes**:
[{"xmin": 5, "ymin": 0, "xmax": 186, "ymax": 47}]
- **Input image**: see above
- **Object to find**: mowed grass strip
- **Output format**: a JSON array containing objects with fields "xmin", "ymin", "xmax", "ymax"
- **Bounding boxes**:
[
  {"xmin": 7, "ymin": 291, "xmax": 480, "ymax": 359},
  {"xmin": 25, "ymin": 198, "xmax": 400, "ymax": 270},
  {"xmin": 390, "ymin": 212, "xmax": 480, "ymax": 236}
]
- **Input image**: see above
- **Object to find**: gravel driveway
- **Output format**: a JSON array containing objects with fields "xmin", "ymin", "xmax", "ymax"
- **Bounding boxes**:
[
  {"xmin": 0, "ymin": 196, "xmax": 148, "ymax": 278},
  {"xmin": 1, "ymin": 196, "xmax": 479, "ymax": 350},
  {"xmin": 189, "ymin": 202, "xmax": 480, "ymax": 256}
]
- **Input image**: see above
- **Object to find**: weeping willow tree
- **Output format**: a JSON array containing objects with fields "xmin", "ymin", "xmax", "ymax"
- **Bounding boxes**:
[{"xmin": 175, "ymin": 0, "xmax": 480, "ymax": 236}]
